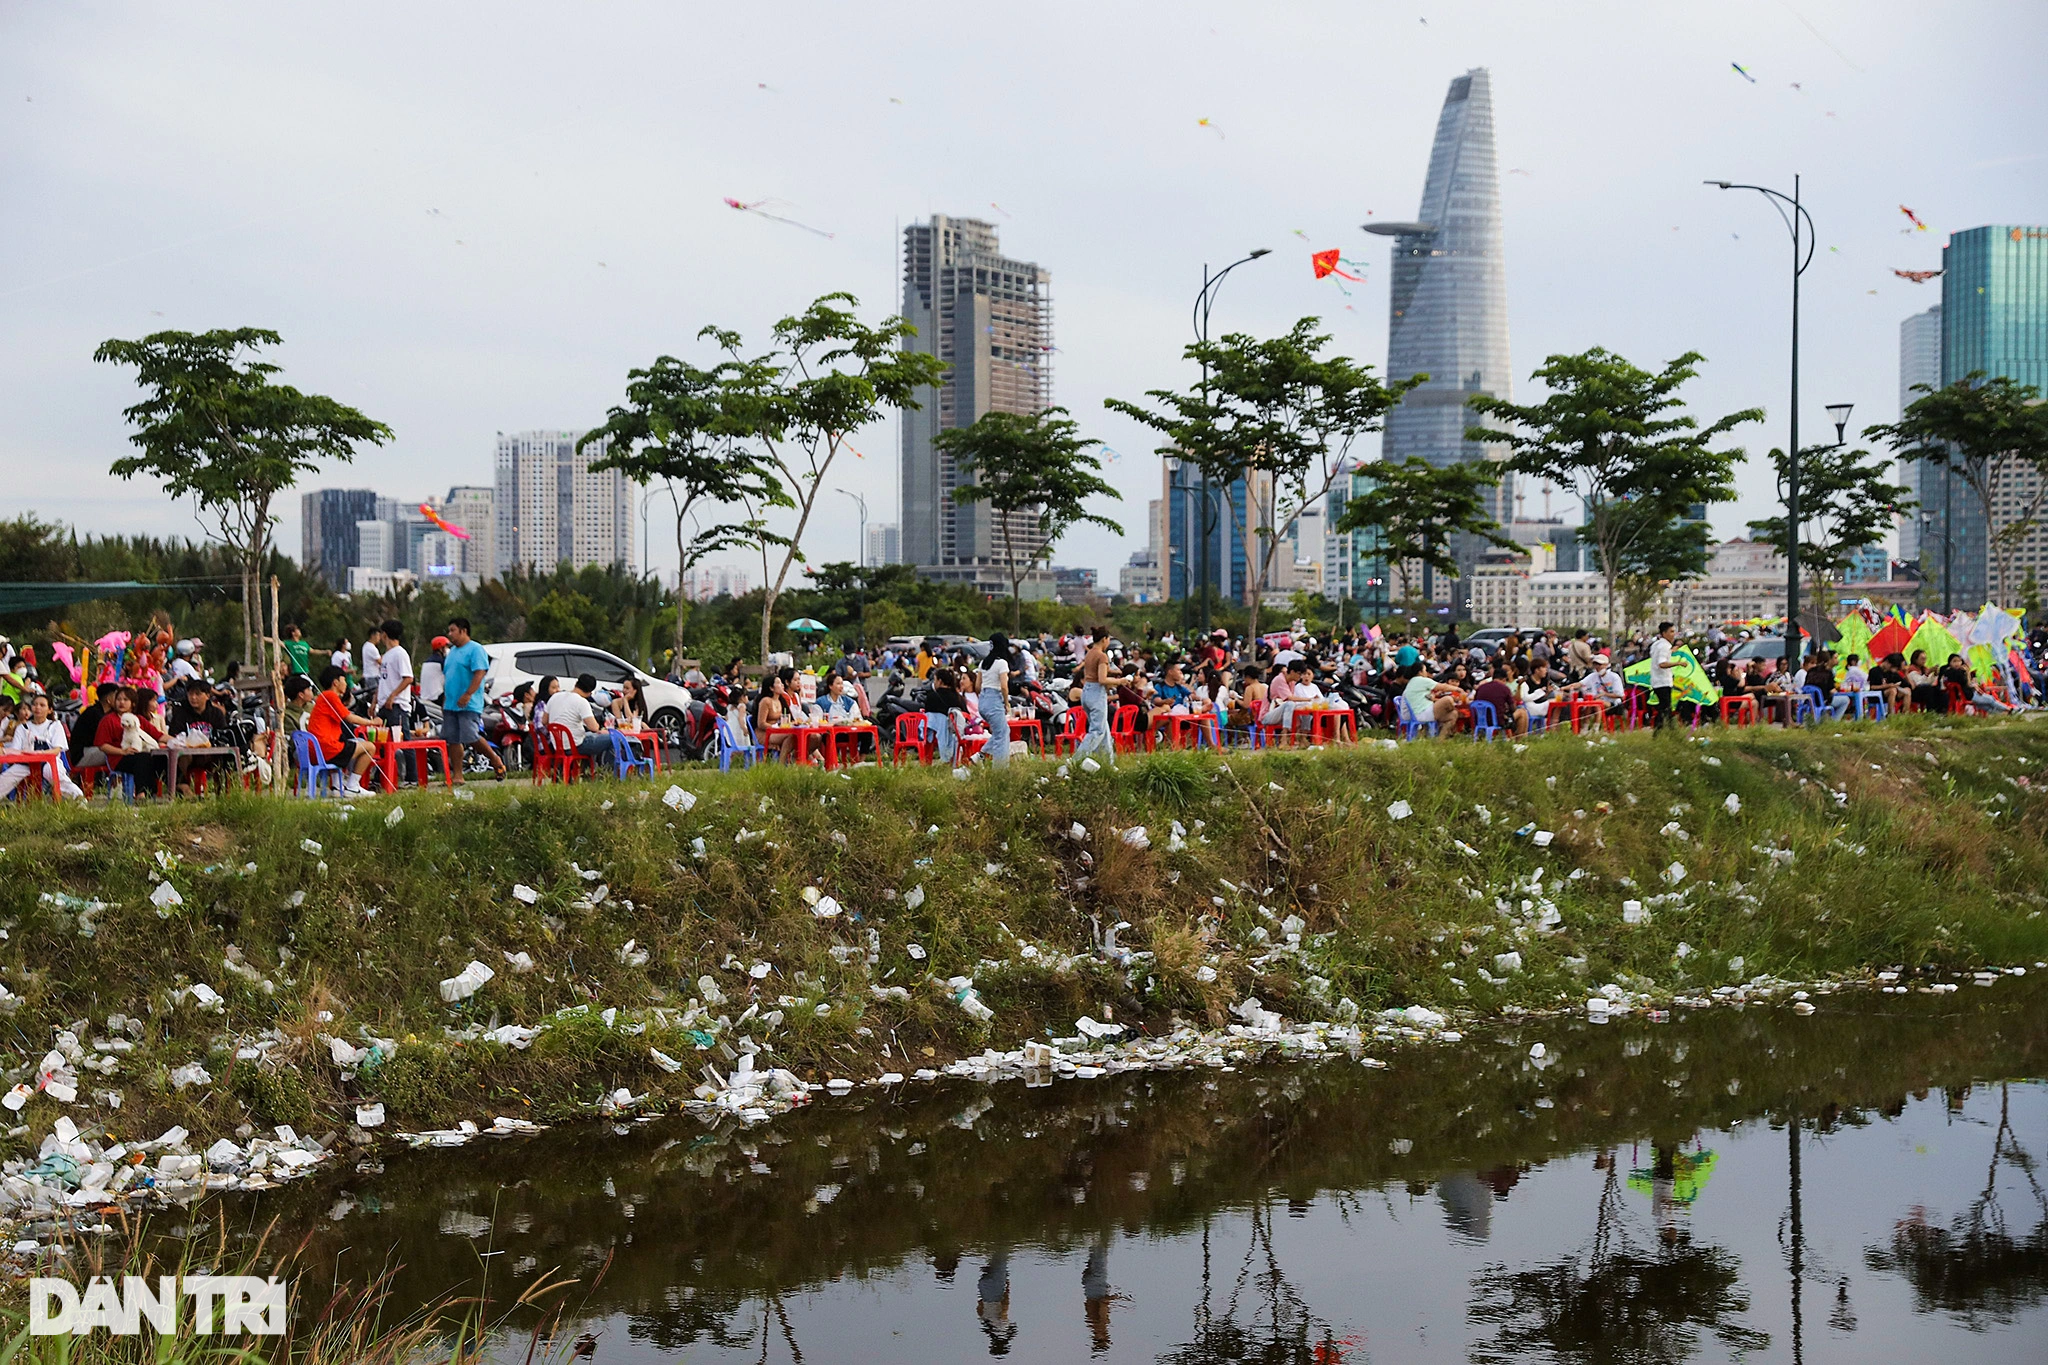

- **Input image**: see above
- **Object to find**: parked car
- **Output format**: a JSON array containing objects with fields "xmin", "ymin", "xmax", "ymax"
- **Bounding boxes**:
[{"xmin": 482, "ymin": 642, "xmax": 696, "ymax": 754}]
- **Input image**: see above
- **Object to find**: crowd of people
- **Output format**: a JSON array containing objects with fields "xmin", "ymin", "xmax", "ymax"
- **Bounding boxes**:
[{"xmin": 0, "ymin": 605, "xmax": 2038, "ymax": 802}]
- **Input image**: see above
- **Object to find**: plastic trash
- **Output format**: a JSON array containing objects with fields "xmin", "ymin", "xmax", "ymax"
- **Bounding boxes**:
[
  {"xmin": 326, "ymin": 1036, "xmax": 367, "ymax": 1067},
  {"xmin": 904, "ymin": 885, "xmax": 926, "ymax": 911},
  {"xmin": 1075, "ymin": 1015, "xmax": 1125, "ymax": 1040},
  {"xmin": 617, "ymin": 939, "xmax": 649, "ymax": 967},
  {"xmin": 906, "ymin": 943, "xmax": 927, "ymax": 961},
  {"xmin": 1528, "ymin": 1042, "xmax": 1547, "ymax": 1059},
  {"xmin": 749, "ymin": 961, "xmax": 772, "ymax": 980},
  {"xmin": 512, "ymin": 884, "xmax": 539, "ymax": 904},
  {"xmin": 385, "ymin": 806, "xmax": 405, "ymax": 828},
  {"xmin": 811, "ymin": 896, "xmax": 843, "ymax": 919},
  {"xmin": 299, "ymin": 839, "xmax": 323, "ymax": 855},
  {"xmin": 503, "ymin": 951, "xmax": 536, "ymax": 973},
  {"xmin": 169, "ymin": 1063, "xmax": 212, "ymax": 1090},
  {"xmin": 663, "ymin": 785, "xmax": 696, "ymax": 812},
  {"xmin": 691, "ymin": 837, "xmax": 708, "ymax": 859},
  {"xmin": 649, "ymin": 1048, "xmax": 683, "ymax": 1074},
  {"xmin": 697, "ymin": 975, "xmax": 725, "ymax": 1006},
  {"xmin": 150, "ymin": 881, "xmax": 183, "ymax": 911},
  {"xmin": 1195, "ymin": 965, "xmax": 1218, "ymax": 984},
  {"xmin": 1663, "ymin": 862, "xmax": 1687, "ymax": 886},
  {"xmin": 1068, "ymin": 822, "xmax": 1088, "ymax": 842},
  {"xmin": 1723, "ymin": 793, "xmax": 1741, "ymax": 815},
  {"xmin": 1386, "ymin": 800, "xmax": 1412, "ymax": 821},
  {"xmin": 438, "ymin": 960, "xmax": 495, "ymax": 1003},
  {"xmin": 1493, "ymin": 951, "xmax": 1523, "ymax": 974},
  {"xmin": 1120, "ymin": 827, "xmax": 1151, "ymax": 850},
  {"xmin": 1512, "ymin": 822, "xmax": 1536, "ymax": 838},
  {"xmin": 1622, "ymin": 900, "xmax": 1649, "ymax": 925},
  {"xmin": 1080, "ymin": 757, "xmax": 1102, "ymax": 773}
]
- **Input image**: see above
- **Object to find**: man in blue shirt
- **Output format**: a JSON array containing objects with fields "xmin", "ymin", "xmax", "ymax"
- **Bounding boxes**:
[{"xmin": 440, "ymin": 617, "xmax": 505, "ymax": 780}]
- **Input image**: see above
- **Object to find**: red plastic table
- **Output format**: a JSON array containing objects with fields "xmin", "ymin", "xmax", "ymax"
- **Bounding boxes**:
[
  {"xmin": 0, "ymin": 752, "xmax": 64, "ymax": 801},
  {"xmin": 378, "ymin": 738, "xmax": 453, "ymax": 792},
  {"xmin": 1151, "ymin": 714, "xmax": 1209, "ymax": 749},
  {"xmin": 1295, "ymin": 706, "xmax": 1355, "ymax": 744},
  {"xmin": 1007, "ymin": 717, "xmax": 1044, "ymax": 753},
  {"xmin": 763, "ymin": 724, "xmax": 877, "ymax": 768},
  {"xmin": 621, "ymin": 728, "xmax": 664, "ymax": 772},
  {"xmin": 1568, "ymin": 696, "xmax": 1617, "ymax": 734}
]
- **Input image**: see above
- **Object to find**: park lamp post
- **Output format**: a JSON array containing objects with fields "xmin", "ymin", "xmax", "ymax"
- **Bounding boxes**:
[
  {"xmin": 1707, "ymin": 177, "xmax": 1817, "ymax": 667},
  {"xmin": 1192, "ymin": 248, "xmax": 1270, "ymax": 636}
]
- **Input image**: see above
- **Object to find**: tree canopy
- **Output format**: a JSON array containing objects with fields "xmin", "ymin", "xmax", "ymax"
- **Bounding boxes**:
[
  {"xmin": 939, "ymin": 407, "xmax": 1123, "ymax": 631},
  {"xmin": 1333, "ymin": 457, "xmax": 1512, "ymax": 609},
  {"xmin": 93, "ymin": 328, "xmax": 391, "ymax": 666},
  {"xmin": 1467, "ymin": 348, "xmax": 1757, "ymax": 637}
]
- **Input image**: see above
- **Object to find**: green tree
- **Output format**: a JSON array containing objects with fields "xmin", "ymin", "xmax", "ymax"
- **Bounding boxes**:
[
  {"xmin": 716, "ymin": 294, "xmax": 947, "ymax": 663},
  {"xmin": 580, "ymin": 348, "xmax": 786, "ymax": 665},
  {"xmin": 937, "ymin": 408, "xmax": 1123, "ymax": 631},
  {"xmin": 1108, "ymin": 320, "xmax": 1421, "ymax": 641},
  {"xmin": 1599, "ymin": 500, "xmax": 1716, "ymax": 637},
  {"xmin": 1747, "ymin": 443, "xmax": 1914, "ymax": 612},
  {"xmin": 1865, "ymin": 373, "xmax": 2048, "ymax": 609},
  {"xmin": 1333, "ymin": 457, "xmax": 1513, "ymax": 611},
  {"xmin": 1467, "ymin": 348, "xmax": 1758, "ymax": 638},
  {"xmin": 861, "ymin": 597, "xmax": 910, "ymax": 647},
  {"xmin": 93, "ymin": 328, "xmax": 391, "ymax": 668},
  {"xmin": 525, "ymin": 589, "xmax": 611, "ymax": 647}
]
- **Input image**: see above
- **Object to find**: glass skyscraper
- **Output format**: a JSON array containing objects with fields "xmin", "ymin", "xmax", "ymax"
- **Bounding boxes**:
[
  {"xmin": 1367, "ymin": 68, "xmax": 1514, "ymax": 614},
  {"xmin": 1896, "ymin": 304, "xmax": 1942, "ymax": 564},
  {"xmin": 1926, "ymin": 226, "xmax": 2048, "ymax": 606}
]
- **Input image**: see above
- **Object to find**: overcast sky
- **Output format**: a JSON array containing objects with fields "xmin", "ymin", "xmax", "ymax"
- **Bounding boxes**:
[{"xmin": 4, "ymin": 0, "xmax": 2043, "ymax": 586}]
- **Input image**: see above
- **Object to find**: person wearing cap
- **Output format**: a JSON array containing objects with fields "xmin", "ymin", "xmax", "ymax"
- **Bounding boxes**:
[
  {"xmin": 1566, "ymin": 652, "xmax": 1628, "ymax": 719},
  {"xmin": 169, "ymin": 639, "xmax": 203, "ymax": 685},
  {"xmin": 418, "ymin": 636, "xmax": 448, "ymax": 719}
]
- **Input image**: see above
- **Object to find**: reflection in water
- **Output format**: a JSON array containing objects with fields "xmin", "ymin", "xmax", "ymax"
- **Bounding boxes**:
[
  {"xmin": 190, "ymin": 978, "xmax": 2048, "ymax": 1361},
  {"xmin": 1470, "ymin": 1146, "xmax": 1771, "ymax": 1363},
  {"xmin": 1864, "ymin": 1082, "xmax": 2048, "ymax": 1329},
  {"xmin": 1159, "ymin": 1209, "xmax": 1354, "ymax": 1365}
]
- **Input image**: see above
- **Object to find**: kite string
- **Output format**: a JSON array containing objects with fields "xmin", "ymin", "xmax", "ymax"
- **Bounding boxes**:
[{"xmin": 1779, "ymin": 1, "xmax": 1864, "ymax": 72}]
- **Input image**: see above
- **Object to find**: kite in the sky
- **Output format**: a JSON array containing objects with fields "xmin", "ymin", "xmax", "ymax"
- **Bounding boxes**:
[
  {"xmin": 723, "ymin": 197, "xmax": 834, "ymax": 238},
  {"xmin": 1899, "ymin": 205, "xmax": 1929, "ymax": 232},
  {"xmin": 1197, "ymin": 118, "xmax": 1224, "ymax": 139},
  {"xmin": 989, "ymin": 202, "xmax": 1011, "ymax": 218},
  {"xmin": 1893, "ymin": 268, "xmax": 1943, "ymax": 283},
  {"xmin": 1292, "ymin": 228, "xmax": 1310, "ymax": 240},
  {"xmin": 419, "ymin": 505, "xmax": 471, "ymax": 540},
  {"xmin": 1730, "ymin": 62, "xmax": 1756, "ymax": 83},
  {"xmin": 1312, "ymin": 249, "xmax": 1366, "ymax": 283}
]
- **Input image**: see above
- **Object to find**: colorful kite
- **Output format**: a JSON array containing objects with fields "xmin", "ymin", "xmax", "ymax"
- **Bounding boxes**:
[
  {"xmin": 1730, "ymin": 63, "xmax": 1757, "ymax": 83},
  {"xmin": 1197, "ymin": 118, "xmax": 1224, "ymax": 139},
  {"xmin": 1893, "ymin": 268, "xmax": 1942, "ymax": 283},
  {"xmin": 1311, "ymin": 249, "xmax": 1366, "ymax": 282},
  {"xmin": 989, "ymin": 202, "xmax": 1011, "ymax": 218},
  {"xmin": 1899, "ymin": 205, "xmax": 1929, "ymax": 232},
  {"xmin": 419, "ymin": 504, "xmax": 471, "ymax": 541},
  {"xmin": 722, "ymin": 197, "xmax": 834, "ymax": 238}
]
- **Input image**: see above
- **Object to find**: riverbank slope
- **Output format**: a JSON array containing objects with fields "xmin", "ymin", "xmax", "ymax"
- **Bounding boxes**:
[{"xmin": 0, "ymin": 714, "xmax": 2043, "ymax": 1146}]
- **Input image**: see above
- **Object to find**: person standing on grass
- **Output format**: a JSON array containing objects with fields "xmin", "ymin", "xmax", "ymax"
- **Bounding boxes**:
[
  {"xmin": 280, "ymin": 623, "xmax": 313, "ymax": 679},
  {"xmin": 369, "ymin": 619, "xmax": 419, "ymax": 777},
  {"xmin": 440, "ymin": 617, "xmax": 505, "ymax": 780},
  {"xmin": 978, "ymin": 632, "xmax": 1016, "ymax": 766},
  {"xmin": 1072, "ymin": 625, "xmax": 1120, "ymax": 763},
  {"xmin": 1648, "ymin": 621, "xmax": 1678, "ymax": 733}
]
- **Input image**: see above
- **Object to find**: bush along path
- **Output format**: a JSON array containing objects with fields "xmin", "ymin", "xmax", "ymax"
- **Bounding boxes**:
[{"xmin": 0, "ymin": 714, "xmax": 2044, "ymax": 1220}]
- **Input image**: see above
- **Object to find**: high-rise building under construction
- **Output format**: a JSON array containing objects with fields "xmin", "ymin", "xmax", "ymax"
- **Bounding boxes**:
[{"xmin": 898, "ymin": 216, "xmax": 1056, "ymax": 598}]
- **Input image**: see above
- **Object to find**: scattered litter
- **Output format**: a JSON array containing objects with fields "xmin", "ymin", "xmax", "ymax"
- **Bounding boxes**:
[
  {"xmin": 512, "ymin": 884, "xmax": 538, "ymax": 904},
  {"xmin": 1386, "ymin": 800, "xmax": 1412, "ymax": 821},
  {"xmin": 438, "ymin": 960, "xmax": 495, "ymax": 1003},
  {"xmin": 663, "ymin": 785, "xmax": 696, "ymax": 811},
  {"xmin": 149, "ymin": 881, "xmax": 182, "ymax": 911},
  {"xmin": 299, "ymin": 839, "xmax": 323, "ymax": 855},
  {"xmin": 385, "ymin": 806, "xmax": 405, "ymax": 828},
  {"xmin": 1723, "ymin": 793, "xmax": 1741, "ymax": 815}
]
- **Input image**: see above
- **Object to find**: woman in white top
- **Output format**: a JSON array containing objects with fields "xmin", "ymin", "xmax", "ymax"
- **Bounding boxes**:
[
  {"xmin": 0, "ymin": 694, "xmax": 82, "ymax": 799},
  {"xmin": 978, "ymin": 633, "xmax": 1015, "ymax": 765}
]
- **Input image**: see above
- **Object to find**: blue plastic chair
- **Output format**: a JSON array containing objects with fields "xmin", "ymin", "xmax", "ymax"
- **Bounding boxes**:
[
  {"xmin": 1395, "ymin": 694, "xmax": 1439, "ymax": 740},
  {"xmin": 1469, "ymin": 699, "xmax": 1505, "ymax": 741},
  {"xmin": 1795, "ymin": 686, "xmax": 1826, "ymax": 725},
  {"xmin": 292, "ymin": 730, "xmax": 343, "ymax": 797},
  {"xmin": 714, "ymin": 715, "xmax": 762, "ymax": 772},
  {"xmin": 1850, "ymin": 690, "xmax": 1887, "ymax": 721},
  {"xmin": 606, "ymin": 728, "xmax": 654, "ymax": 780}
]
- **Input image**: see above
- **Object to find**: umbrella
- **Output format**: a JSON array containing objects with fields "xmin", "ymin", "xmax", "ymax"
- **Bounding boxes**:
[{"xmin": 786, "ymin": 618, "xmax": 829, "ymax": 633}]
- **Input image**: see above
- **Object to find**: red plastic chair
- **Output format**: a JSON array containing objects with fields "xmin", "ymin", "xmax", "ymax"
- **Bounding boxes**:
[
  {"xmin": 1052, "ymin": 708, "xmax": 1085, "ymax": 755},
  {"xmin": 892, "ymin": 712, "xmax": 934, "ymax": 765},
  {"xmin": 1944, "ymin": 681, "xmax": 1979, "ymax": 716},
  {"xmin": 1111, "ymin": 704, "xmax": 1143, "ymax": 753},
  {"xmin": 533, "ymin": 723, "xmax": 594, "ymax": 784}
]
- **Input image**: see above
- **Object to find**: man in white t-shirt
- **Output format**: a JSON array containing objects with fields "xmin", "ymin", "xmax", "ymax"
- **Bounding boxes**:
[
  {"xmin": 1647, "ymin": 621, "xmax": 1678, "ymax": 733},
  {"xmin": 371, "ymin": 620, "xmax": 413, "ymax": 724},
  {"xmin": 546, "ymin": 672, "xmax": 637, "ymax": 761},
  {"xmin": 169, "ymin": 640, "xmax": 202, "ymax": 684}
]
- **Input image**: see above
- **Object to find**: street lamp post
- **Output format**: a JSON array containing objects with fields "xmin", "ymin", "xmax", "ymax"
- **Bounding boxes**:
[
  {"xmin": 1920, "ymin": 507, "xmax": 1955, "ymax": 614},
  {"xmin": 836, "ymin": 487, "xmax": 869, "ymax": 568},
  {"xmin": 1708, "ymin": 176, "xmax": 1817, "ymax": 668},
  {"xmin": 1191, "ymin": 249, "xmax": 1270, "ymax": 636}
]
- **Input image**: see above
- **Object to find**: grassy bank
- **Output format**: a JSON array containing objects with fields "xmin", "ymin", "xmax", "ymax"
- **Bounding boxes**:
[{"xmin": 0, "ymin": 714, "xmax": 2043, "ymax": 1148}]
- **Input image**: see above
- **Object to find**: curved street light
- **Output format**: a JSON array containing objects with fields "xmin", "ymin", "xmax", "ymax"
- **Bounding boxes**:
[
  {"xmin": 1187, "ymin": 249, "xmax": 1270, "ymax": 634},
  {"xmin": 1707, "ymin": 177, "xmax": 1817, "ymax": 661}
]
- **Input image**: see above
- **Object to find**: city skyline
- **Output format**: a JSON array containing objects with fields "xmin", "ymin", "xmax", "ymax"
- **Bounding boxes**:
[{"xmin": 4, "ymin": 3, "xmax": 2043, "ymax": 586}]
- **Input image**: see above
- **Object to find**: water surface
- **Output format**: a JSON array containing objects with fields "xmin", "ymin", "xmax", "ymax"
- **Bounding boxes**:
[{"xmin": 225, "ymin": 976, "xmax": 2048, "ymax": 1362}]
